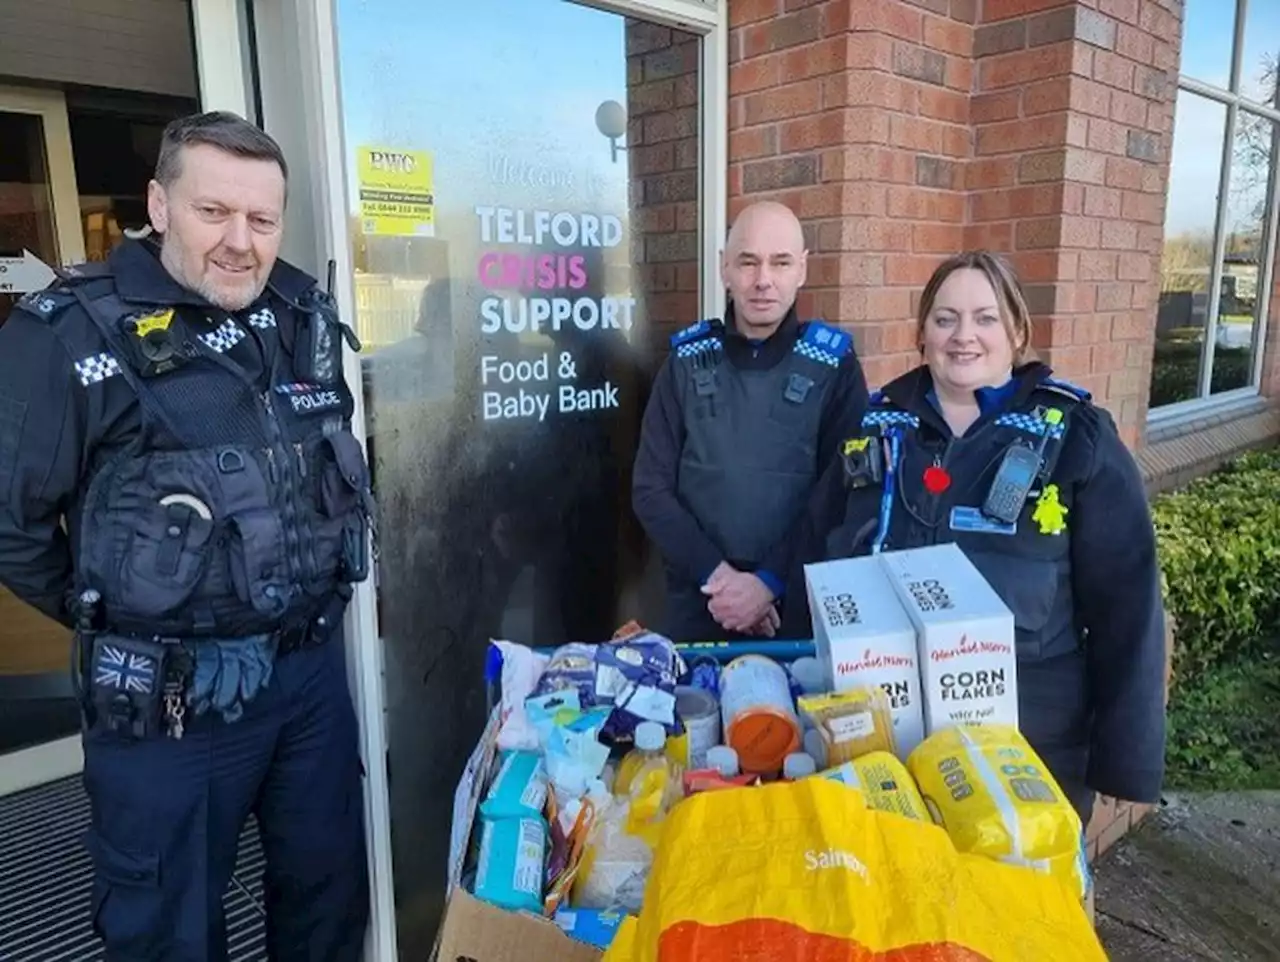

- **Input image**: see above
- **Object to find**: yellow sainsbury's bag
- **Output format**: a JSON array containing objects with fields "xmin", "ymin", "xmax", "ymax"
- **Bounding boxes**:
[
  {"xmin": 603, "ymin": 777, "xmax": 1104, "ymax": 962},
  {"xmin": 907, "ymin": 724, "xmax": 1090, "ymax": 902}
]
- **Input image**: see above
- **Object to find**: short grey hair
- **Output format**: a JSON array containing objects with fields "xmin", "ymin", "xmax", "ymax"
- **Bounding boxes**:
[{"xmin": 154, "ymin": 111, "xmax": 288, "ymax": 187}]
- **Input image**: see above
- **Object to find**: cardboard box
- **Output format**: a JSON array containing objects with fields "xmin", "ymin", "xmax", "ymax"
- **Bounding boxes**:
[
  {"xmin": 441, "ymin": 706, "xmax": 609, "ymax": 962},
  {"xmin": 437, "ymin": 890, "xmax": 603, "ymax": 962},
  {"xmin": 877, "ymin": 543, "xmax": 1019, "ymax": 735},
  {"xmin": 804, "ymin": 556, "xmax": 926, "ymax": 758}
]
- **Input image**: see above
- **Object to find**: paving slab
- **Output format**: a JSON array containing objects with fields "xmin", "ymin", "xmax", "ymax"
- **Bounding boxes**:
[{"xmin": 1095, "ymin": 791, "xmax": 1280, "ymax": 961}]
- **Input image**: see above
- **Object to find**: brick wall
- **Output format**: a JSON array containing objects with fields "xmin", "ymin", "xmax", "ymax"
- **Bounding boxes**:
[
  {"xmin": 729, "ymin": 0, "xmax": 978, "ymax": 388},
  {"xmin": 728, "ymin": 0, "xmax": 1188, "ymax": 849},
  {"xmin": 968, "ymin": 0, "xmax": 1182, "ymax": 449},
  {"xmin": 728, "ymin": 0, "xmax": 1182, "ymax": 450},
  {"xmin": 626, "ymin": 19, "xmax": 703, "ymax": 368}
]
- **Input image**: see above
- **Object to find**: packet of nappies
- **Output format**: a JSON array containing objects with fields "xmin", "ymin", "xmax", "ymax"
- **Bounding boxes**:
[
  {"xmin": 473, "ymin": 816, "xmax": 548, "ymax": 915},
  {"xmin": 480, "ymin": 750, "xmax": 548, "ymax": 822}
]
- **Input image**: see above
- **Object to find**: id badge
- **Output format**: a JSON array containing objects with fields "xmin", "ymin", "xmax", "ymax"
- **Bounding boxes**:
[{"xmin": 949, "ymin": 505, "xmax": 1016, "ymax": 536}]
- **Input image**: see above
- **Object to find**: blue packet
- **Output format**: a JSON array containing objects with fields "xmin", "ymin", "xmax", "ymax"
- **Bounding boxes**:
[
  {"xmin": 595, "ymin": 632, "xmax": 687, "ymax": 737},
  {"xmin": 525, "ymin": 690, "xmax": 582, "ymax": 750},
  {"xmin": 480, "ymin": 750, "xmax": 548, "ymax": 821},
  {"xmin": 474, "ymin": 816, "xmax": 547, "ymax": 915},
  {"xmin": 554, "ymin": 906, "xmax": 628, "ymax": 949},
  {"xmin": 544, "ymin": 705, "xmax": 612, "ymax": 797}
]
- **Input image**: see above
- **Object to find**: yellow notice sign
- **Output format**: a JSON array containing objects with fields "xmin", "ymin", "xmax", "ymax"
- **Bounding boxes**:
[{"xmin": 356, "ymin": 146, "xmax": 435, "ymax": 237}]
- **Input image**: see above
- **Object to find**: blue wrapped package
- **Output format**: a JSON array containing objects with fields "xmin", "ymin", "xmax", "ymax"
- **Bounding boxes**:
[
  {"xmin": 479, "ymin": 750, "xmax": 548, "ymax": 822},
  {"xmin": 554, "ymin": 906, "xmax": 628, "ymax": 949},
  {"xmin": 473, "ymin": 816, "xmax": 547, "ymax": 914},
  {"xmin": 594, "ymin": 631, "xmax": 687, "ymax": 738}
]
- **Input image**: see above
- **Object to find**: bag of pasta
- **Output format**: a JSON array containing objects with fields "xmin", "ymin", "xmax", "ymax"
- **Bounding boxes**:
[
  {"xmin": 602, "ymin": 776, "xmax": 1104, "ymax": 961},
  {"xmin": 907, "ymin": 723, "xmax": 1091, "ymax": 902}
]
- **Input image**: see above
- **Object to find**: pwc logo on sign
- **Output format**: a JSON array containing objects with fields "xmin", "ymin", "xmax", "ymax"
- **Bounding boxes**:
[{"xmin": 368, "ymin": 150, "xmax": 417, "ymax": 175}]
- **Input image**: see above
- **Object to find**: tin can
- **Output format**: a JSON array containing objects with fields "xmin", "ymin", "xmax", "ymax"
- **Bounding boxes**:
[{"xmin": 675, "ymin": 685, "xmax": 721, "ymax": 770}]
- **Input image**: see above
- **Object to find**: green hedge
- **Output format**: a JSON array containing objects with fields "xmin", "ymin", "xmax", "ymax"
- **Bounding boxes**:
[{"xmin": 1152, "ymin": 446, "xmax": 1280, "ymax": 684}]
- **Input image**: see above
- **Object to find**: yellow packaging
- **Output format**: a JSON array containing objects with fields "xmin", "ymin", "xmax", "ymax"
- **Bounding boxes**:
[
  {"xmin": 601, "ymin": 778, "xmax": 1106, "ymax": 962},
  {"xmin": 907, "ymin": 723, "xmax": 1091, "ymax": 901},
  {"xmin": 798, "ymin": 686, "xmax": 895, "ymax": 765},
  {"xmin": 819, "ymin": 750, "xmax": 929, "ymax": 822}
]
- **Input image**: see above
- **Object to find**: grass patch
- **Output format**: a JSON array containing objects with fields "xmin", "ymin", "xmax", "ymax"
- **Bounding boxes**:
[{"xmin": 1165, "ymin": 645, "xmax": 1280, "ymax": 790}]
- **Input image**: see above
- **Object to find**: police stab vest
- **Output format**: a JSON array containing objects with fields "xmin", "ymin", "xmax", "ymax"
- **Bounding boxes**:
[
  {"xmin": 826, "ymin": 375, "xmax": 1090, "ymax": 664},
  {"xmin": 55, "ymin": 264, "xmax": 373, "ymax": 640},
  {"xmin": 671, "ymin": 317, "xmax": 853, "ymax": 567}
]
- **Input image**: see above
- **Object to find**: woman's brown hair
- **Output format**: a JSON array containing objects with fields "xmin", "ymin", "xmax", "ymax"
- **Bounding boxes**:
[{"xmin": 915, "ymin": 250, "xmax": 1035, "ymax": 365}]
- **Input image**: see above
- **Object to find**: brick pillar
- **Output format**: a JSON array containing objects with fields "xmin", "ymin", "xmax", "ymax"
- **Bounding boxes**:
[
  {"xmin": 626, "ymin": 19, "xmax": 703, "ymax": 367},
  {"xmin": 728, "ymin": 0, "xmax": 977, "ymax": 388},
  {"xmin": 969, "ymin": 0, "xmax": 1182, "ymax": 448}
]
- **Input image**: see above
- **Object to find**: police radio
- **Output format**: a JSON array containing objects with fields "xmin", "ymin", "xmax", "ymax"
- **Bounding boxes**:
[
  {"xmin": 294, "ymin": 259, "xmax": 362, "ymax": 387},
  {"xmin": 981, "ymin": 443, "xmax": 1042, "ymax": 524}
]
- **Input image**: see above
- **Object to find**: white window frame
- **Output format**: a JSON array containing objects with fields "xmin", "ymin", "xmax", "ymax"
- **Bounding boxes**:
[
  {"xmin": 247, "ymin": 1, "xmax": 727, "ymax": 958},
  {"xmin": 0, "ymin": 85, "xmax": 87, "ymax": 798},
  {"xmin": 1150, "ymin": 0, "xmax": 1280, "ymax": 424}
]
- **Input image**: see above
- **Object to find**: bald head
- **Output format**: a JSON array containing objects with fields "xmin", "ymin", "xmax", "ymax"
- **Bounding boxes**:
[{"xmin": 721, "ymin": 201, "xmax": 808, "ymax": 336}]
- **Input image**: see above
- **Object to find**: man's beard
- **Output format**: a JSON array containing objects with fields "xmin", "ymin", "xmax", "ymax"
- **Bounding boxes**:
[{"xmin": 159, "ymin": 236, "xmax": 265, "ymax": 311}]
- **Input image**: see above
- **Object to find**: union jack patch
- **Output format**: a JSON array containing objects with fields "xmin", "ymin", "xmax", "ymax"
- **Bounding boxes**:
[{"xmin": 94, "ymin": 645, "xmax": 157, "ymax": 694}]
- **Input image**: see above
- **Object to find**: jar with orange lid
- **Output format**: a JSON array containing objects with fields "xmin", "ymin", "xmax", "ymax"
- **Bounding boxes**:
[{"xmin": 718, "ymin": 655, "xmax": 802, "ymax": 777}]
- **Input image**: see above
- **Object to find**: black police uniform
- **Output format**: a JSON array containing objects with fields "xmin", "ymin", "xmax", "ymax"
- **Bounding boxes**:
[
  {"xmin": 0, "ymin": 238, "xmax": 372, "ymax": 961},
  {"xmin": 783, "ymin": 361, "xmax": 1167, "ymax": 822},
  {"xmin": 632, "ymin": 304, "xmax": 869, "ymax": 642}
]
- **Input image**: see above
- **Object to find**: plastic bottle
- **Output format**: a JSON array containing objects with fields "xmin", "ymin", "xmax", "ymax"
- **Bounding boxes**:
[
  {"xmin": 615, "ymin": 722, "xmax": 672, "ymax": 796},
  {"xmin": 783, "ymin": 752, "xmax": 817, "ymax": 781},
  {"xmin": 706, "ymin": 745, "xmax": 740, "ymax": 777},
  {"xmin": 804, "ymin": 728, "xmax": 829, "ymax": 769}
]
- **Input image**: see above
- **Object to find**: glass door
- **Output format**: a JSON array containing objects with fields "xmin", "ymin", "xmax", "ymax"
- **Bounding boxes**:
[{"xmin": 0, "ymin": 87, "xmax": 86, "ymax": 796}]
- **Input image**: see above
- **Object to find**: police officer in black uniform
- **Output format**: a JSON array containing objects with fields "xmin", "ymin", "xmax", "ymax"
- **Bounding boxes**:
[
  {"xmin": 633, "ymin": 201, "xmax": 869, "ymax": 641},
  {"xmin": 0, "ymin": 112, "xmax": 370, "ymax": 960},
  {"xmin": 786, "ymin": 250, "xmax": 1167, "ymax": 823}
]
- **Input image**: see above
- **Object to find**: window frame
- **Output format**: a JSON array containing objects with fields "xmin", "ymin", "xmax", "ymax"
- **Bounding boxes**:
[{"xmin": 1150, "ymin": 0, "xmax": 1280, "ymax": 422}]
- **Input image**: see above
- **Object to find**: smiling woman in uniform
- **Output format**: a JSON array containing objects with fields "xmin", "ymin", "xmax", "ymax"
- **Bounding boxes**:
[{"xmin": 786, "ymin": 249, "xmax": 1168, "ymax": 825}]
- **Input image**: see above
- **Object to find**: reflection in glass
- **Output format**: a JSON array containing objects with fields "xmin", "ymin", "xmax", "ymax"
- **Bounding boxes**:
[
  {"xmin": 333, "ymin": 0, "xmax": 702, "ymax": 952},
  {"xmin": 1212, "ymin": 108, "xmax": 1276, "ymax": 394},
  {"xmin": 0, "ymin": 111, "xmax": 57, "ymax": 329},
  {"xmin": 1239, "ymin": 0, "xmax": 1280, "ymax": 106},
  {"xmin": 0, "ymin": 110, "xmax": 79, "ymax": 755},
  {"xmin": 1151, "ymin": 93, "xmax": 1227, "ymax": 408},
  {"xmin": 69, "ymin": 104, "xmax": 192, "ymax": 262}
]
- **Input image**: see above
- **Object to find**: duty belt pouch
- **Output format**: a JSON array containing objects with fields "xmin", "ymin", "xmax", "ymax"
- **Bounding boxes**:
[
  {"xmin": 322, "ymin": 430, "xmax": 374, "ymax": 583},
  {"xmin": 88, "ymin": 634, "xmax": 168, "ymax": 739}
]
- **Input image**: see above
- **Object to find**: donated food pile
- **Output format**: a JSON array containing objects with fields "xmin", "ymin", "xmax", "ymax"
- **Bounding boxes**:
[{"xmin": 456, "ymin": 618, "xmax": 1094, "ymax": 956}]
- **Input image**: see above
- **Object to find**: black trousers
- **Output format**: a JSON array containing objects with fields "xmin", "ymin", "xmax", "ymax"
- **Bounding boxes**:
[{"xmin": 81, "ymin": 636, "xmax": 369, "ymax": 962}]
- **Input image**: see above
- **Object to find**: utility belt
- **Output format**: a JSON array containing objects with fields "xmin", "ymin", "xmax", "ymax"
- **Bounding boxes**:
[{"xmin": 71, "ymin": 590, "xmax": 345, "ymax": 741}]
